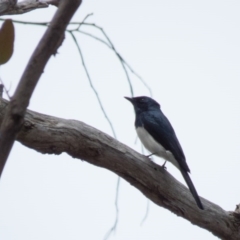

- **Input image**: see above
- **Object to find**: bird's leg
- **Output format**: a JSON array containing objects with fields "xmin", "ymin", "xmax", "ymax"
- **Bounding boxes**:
[
  {"xmin": 146, "ymin": 153, "xmax": 167, "ymax": 169},
  {"xmin": 161, "ymin": 161, "xmax": 167, "ymax": 170},
  {"xmin": 146, "ymin": 152, "xmax": 155, "ymax": 158}
]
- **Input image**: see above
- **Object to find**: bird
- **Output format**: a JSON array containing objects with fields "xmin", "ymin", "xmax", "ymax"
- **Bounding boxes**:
[{"xmin": 125, "ymin": 96, "xmax": 204, "ymax": 210}]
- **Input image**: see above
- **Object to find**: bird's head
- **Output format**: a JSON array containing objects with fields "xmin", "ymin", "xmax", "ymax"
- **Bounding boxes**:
[{"xmin": 124, "ymin": 96, "xmax": 160, "ymax": 113}]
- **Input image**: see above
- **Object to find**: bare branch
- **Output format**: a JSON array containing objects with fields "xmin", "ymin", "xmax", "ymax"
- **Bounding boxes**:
[
  {"xmin": 79, "ymin": 22, "xmax": 135, "ymax": 96},
  {"xmin": 104, "ymin": 177, "xmax": 120, "ymax": 240},
  {"xmin": 75, "ymin": 22, "xmax": 152, "ymax": 96},
  {"xmin": 81, "ymin": 12, "xmax": 93, "ymax": 23},
  {"xmin": 69, "ymin": 31, "xmax": 117, "ymax": 139},
  {"xmin": 0, "ymin": 0, "xmax": 82, "ymax": 177},
  {"xmin": 0, "ymin": 77, "xmax": 10, "ymax": 99},
  {"xmin": 0, "ymin": 97, "xmax": 239, "ymax": 240},
  {"xmin": 0, "ymin": 0, "xmax": 52, "ymax": 16},
  {"xmin": 0, "ymin": 18, "xmax": 50, "ymax": 25},
  {"xmin": 141, "ymin": 199, "xmax": 150, "ymax": 226},
  {"xmin": 0, "ymin": 17, "xmax": 152, "ymax": 97}
]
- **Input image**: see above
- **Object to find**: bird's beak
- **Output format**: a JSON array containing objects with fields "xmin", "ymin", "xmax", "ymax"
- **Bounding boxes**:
[{"xmin": 124, "ymin": 96, "xmax": 134, "ymax": 103}]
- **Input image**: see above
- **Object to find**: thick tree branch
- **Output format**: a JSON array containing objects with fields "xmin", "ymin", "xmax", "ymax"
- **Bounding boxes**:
[
  {"xmin": 0, "ymin": 97, "xmax": 239, "ymax": 239},
  {"xmin": 0, "ymin": 0, "xmax": 59, "ymax": 16},
  {"xmin": 0, "ymin": 0, "xmax": 82, "ymax": 177}
]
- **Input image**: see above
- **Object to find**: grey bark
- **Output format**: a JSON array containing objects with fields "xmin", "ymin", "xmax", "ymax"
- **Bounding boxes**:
[
  {"xmin": 0, "ymin": 0, "xmax": 58, "ymax": 16},
  {"xmin": 0, "ymin": 97, "xmax": 239, "ymax": 240}
]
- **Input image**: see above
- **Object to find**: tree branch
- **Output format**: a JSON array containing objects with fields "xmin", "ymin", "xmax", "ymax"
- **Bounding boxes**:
[
  {"xmin": 0, "ymin": 0, "xmax": 59, "ymax": 16},
  {"xmin": 0, "ymin": 84, "xmax": 3, "ymax": 97},
  {"xmin": 0, "ymin": 0, "xmax": 82, "ymax": 177},
  {"xmin": 0, "ymin": 97, "xmax": 239, "ymax": 239}
]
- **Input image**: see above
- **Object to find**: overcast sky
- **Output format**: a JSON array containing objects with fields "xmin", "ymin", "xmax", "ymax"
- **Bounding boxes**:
[{"xmin": 1, "ymin": 0, "xmax": 240, "ymax": 239}]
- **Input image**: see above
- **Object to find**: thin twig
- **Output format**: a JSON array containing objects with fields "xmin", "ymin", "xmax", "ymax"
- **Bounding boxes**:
[
  {"xmin": 141, "ymin": 199, "xmax": 150, "ymax": 226},
  {"xmin": 77, "ymin": 23, "xmax": 152, "ymax": 96},
  {"xmin": 119, "ymin": 60, "xmax": 133, "ymax": 96},
  {"xmin": 120, "ymin": 59, "xmax": 152, "ymax": 97},
  {"xmin": 78, "ymin": 28, "xmax": 152, "ymax": 97},
  {"xmin": 81, "ymin": 12, "xmax": 93, "ymax": 24},
  {"xmin": 80, "ymin": 23, "xmax": 134, "ymax": 96},
  {"xmin": 78, "ymin": 29, "xmax": 134, "ymax": 96},
  {"xmin": 0, "ymin": 17, "xmax": 152, "ymax": 97},
  {"xmin": 68, "ymin": 31, "xmax": 117, "ymax": 139},
  {"xmin": 103, "ymin": 177, "xmax": 120, "ymax": 240},
  {"xmin": 78, "ymin": 30, "xmax": 111, "ymax": 48},
  {"xmin": 0, "ymin": 78, "xmax": 11, "ymax": 99},
  {"xmin": 0, "ymin": 18, "xmax": 49, "ymax": 26}
]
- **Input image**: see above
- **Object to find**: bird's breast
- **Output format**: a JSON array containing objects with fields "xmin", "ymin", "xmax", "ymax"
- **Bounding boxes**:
[
  {"xmin": 136, "ymin": 126, "xmax": 166, "ymax": 155},
  {"xmin": 136, "ymin": 126, "xmax": 180, "ymax": 169}
]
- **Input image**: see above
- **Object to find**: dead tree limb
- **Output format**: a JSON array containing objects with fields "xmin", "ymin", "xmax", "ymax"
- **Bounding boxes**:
[{"xmin": 0, "ymin": 97, "xmax": 239, "ymax": 240}]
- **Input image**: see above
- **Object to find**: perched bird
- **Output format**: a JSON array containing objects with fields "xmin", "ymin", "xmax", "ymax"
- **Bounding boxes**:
[{"xmin": 125, "ymin": 96, "xmax": 203, "ymax": 210}]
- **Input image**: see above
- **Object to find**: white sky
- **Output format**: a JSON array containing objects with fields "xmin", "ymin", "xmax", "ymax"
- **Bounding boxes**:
[{"xmin": 1, "ymin": 0, "xmax": 240, "ymax": 239}]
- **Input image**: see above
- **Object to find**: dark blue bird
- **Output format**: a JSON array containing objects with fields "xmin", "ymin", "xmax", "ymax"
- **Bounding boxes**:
[{"xmin": 125, "ymin": 96, "xmax": 203, "ymax": 210}]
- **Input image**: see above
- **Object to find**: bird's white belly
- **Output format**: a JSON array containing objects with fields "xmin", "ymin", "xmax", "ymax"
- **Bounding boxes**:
[{"xmin": 136, "ymin": 127, "xmax": 180, "ymax": 169}]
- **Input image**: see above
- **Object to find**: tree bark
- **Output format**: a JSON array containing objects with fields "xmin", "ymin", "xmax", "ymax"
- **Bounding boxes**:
[
  {"xmin": 0, "ymin": 97, "xmax": 239, "ymax": 239},
  {"xmin": 0, "ymin": 0, "xmax": 59, "ymax": 16}
]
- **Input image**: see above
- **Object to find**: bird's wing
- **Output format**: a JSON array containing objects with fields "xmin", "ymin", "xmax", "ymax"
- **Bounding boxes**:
[{"xmin": 142, "ymin": 111, "xmax": 190, "ymax": 173}]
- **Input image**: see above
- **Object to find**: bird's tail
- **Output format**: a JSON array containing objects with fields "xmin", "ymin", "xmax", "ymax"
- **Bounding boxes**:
[{"xmin": 180, "ymin": 169, "xmax": 204, "ymax": 210}]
